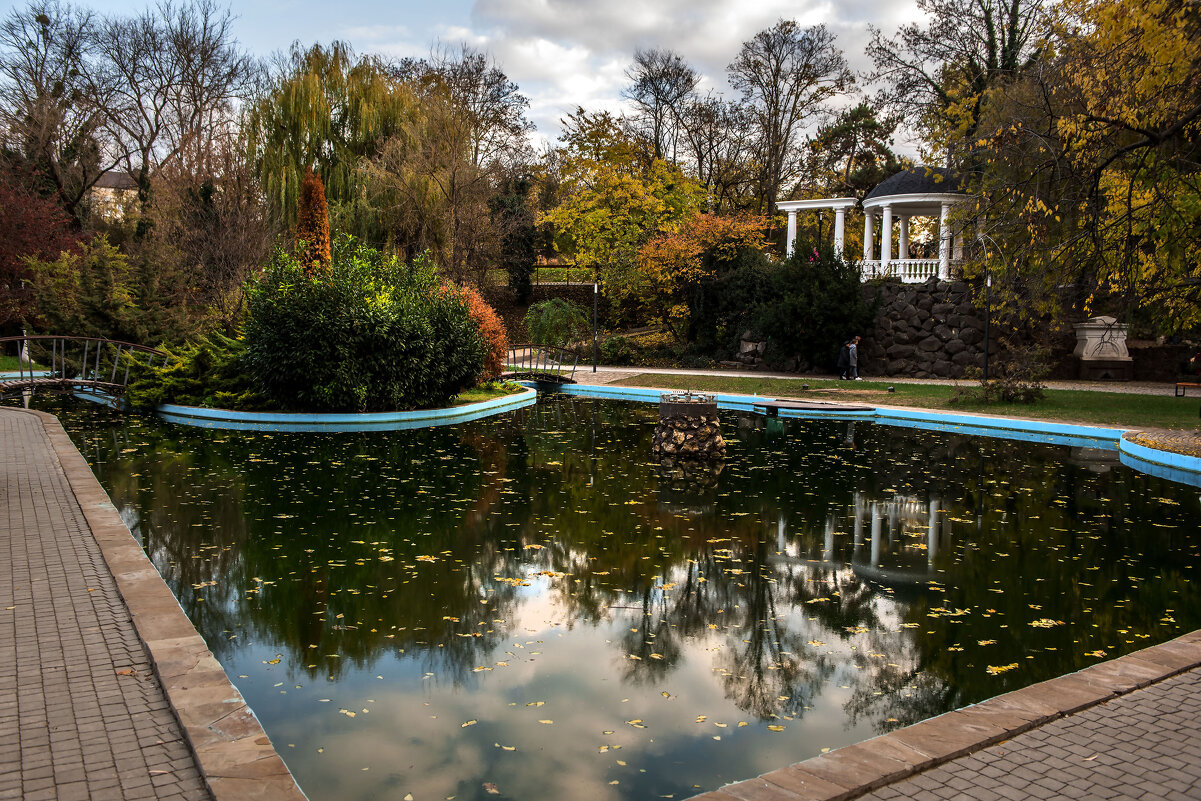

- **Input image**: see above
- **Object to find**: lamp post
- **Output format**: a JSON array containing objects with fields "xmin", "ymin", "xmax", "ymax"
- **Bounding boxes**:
[
  {"xmin": 592, "ymin": 275, "xmax": 599, "ymax": 373},
  {"xmin": 977, "ymin": 233, "xmax": 1000, "ymax": 383}
]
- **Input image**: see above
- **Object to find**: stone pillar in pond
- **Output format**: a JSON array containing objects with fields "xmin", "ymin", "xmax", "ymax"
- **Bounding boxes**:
[{"xmin": 653, "ymin": 392, "xmax": 725, "ymax": 460}]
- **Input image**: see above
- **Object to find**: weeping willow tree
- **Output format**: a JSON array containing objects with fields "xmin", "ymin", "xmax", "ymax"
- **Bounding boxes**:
[{"xmin": 243, "ymin": 42, "xmax": 417, "ymax": 234}]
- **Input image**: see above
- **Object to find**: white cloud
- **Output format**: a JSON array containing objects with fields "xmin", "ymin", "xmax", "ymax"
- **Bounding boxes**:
[{"xmin": 462, "ymin": 0, "xmax": 924, "ymax": 142}]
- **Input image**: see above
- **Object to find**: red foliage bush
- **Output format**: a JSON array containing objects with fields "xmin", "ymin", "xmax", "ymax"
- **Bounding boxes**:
[{"xmin": 462, "ymin": 286, "xmax": 508, "ymax": 380}]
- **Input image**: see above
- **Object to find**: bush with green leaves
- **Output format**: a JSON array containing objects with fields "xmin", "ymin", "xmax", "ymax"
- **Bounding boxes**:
[
  {"xmin": 689, "ymin": 246, "xmax": 875, "ymax": 370},
  {"xmin": 123, "ymin": 332, "xmax": 271, "ymax": 411},
  {"xmin": 244, "ymin": 238, "xmax": 486, "ymax": 412},
  {"xmin": 523, "ymin": 298, "xmax": 589, "ymax": 348}
]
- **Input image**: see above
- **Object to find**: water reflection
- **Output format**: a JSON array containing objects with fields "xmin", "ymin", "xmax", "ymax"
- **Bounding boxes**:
[{"xmin": 30, "ymin": 395, "xmax": 1201, "ymax": 801}]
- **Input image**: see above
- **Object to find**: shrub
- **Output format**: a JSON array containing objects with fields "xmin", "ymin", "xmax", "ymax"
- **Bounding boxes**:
[
  {"xmin": 524, "ymin": 298, "xmax": 589, "ymax": 348},
  {"xmin": 124, "ymin": 332, "xmax": 270, "ymax": 411},
  {"xmin": 689, "ymin": 246, "xmax": 875, "ymax": 370},
  {"xmin": 244, "ymin": 237, "xmax": 486, "ymax": 412},
  {"xmin": 951, "ymin": 341, "xmax": 1049, "ymax": 405},
  {"xmin": 462, "ymin": 286, "xmax": 508, "ymax": 380}
]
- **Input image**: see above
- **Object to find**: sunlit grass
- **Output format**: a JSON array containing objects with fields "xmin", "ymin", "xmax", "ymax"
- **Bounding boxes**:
[{"xmin": 0, "ymin": 355, "xmax": 47, "ymax": 371}]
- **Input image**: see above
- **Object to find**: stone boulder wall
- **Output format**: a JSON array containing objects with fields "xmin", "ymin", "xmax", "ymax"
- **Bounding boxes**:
[
  {"xmin": 861, "ymin": 278, "xmax": 988, "ymax": 378},
  {"xmin": 652, "ymin": 414, "xmax": 726, "ymax": 459}
]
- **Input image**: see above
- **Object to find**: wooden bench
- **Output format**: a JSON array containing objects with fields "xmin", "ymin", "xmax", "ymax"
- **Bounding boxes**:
[{"xmin": 1176, "ymin": 382, "xmax": 1201, "ymax": 397}]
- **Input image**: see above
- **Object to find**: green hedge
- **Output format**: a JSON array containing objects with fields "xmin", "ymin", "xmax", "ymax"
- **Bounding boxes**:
[{"xmin": 243, "ymin": 239, "xmax": 486, "ymax": 412}]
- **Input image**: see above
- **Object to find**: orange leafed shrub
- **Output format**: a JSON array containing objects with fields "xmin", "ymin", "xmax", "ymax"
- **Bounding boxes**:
[
  {"xmin": 295, "ymin": 168, "xmax": 331, "ymax": 272},
  {"xmin": 462, "ymin": 287, "xmax": 508, "ymax": 380}
]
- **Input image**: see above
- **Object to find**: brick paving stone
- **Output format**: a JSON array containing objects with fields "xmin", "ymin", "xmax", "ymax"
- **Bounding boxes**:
[
  {"xmin": 0, "ymin": 409, "xmax": 212, "ymax": 801},
  {"xmin": 854, "ymin": 668, "xmax": 1201, "ymax": 801}
]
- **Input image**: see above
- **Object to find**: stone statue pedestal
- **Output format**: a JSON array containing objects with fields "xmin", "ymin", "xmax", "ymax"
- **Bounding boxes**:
[{"xmin": 1073, "ymin": 316, "xmax": 1133, "ymax": 381}]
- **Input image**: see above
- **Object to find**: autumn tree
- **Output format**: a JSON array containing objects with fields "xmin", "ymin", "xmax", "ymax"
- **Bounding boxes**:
[
  {"xmin": 970, "ymin": 0, "xmax": 1201, "ymax": 333},
  {"xmin": 540, "ymin": 108, "xmax": 706, "ymax": 306},
  {"xmin": 0, "ymin": 169, "xmax": 81, "ymax": 328},
  {"xmin": 728, "ymin": 20, "xmax": 853, "ymax": 217},
  {"xmin": 866, "ymin": 0, "xmax": 1047, "ymax": 164},
  {"xmin": 636, "ymin": 213, "xmax": 767, "ymax": 338}
]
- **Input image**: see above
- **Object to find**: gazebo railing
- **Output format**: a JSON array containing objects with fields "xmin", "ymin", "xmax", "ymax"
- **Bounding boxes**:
[{"xmin": 860, "ymin": 259, "xmax": 948, "ymax": 283}]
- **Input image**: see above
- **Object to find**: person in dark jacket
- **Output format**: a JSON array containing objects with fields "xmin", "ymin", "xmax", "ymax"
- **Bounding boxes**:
[{"xmin": 837, "ymin": 340, "xmax": 851, "ymax": 380}]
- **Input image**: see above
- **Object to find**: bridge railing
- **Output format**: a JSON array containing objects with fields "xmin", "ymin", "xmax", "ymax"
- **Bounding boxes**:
[
  {"xmin": 0, "ymin": 334, "xmax": 168, "ymax": 400},
  {"xmin": 506, "ymin": 343, "xmax": 580, "ymax": 383}
]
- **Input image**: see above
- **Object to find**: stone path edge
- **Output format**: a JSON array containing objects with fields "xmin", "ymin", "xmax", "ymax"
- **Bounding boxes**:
[
  {"xmin": 15, "ymin": 407, "xmax": 309, "ymax": 801},
  {"xmin": 686, "ymin": 630, "xmax": 1201, "ymax": 801}
]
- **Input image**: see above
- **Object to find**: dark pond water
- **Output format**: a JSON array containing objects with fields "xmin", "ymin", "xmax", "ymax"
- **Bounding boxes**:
[{"xmin": 39, "ymin": 395, "xmax": 1201, "ymax": 801}]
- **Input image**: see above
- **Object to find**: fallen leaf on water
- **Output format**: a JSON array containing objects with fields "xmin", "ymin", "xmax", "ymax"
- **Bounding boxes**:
[
  {"xmin": 767, "ymin": 725, "xmax": 786, "ymax": 732},
  {"xmin": 483, "ymin": 782, "xmax": 500, "ymax": 794},
  {"xmin": 626, "ymin": 719, "xmax": 645, "ymax": 728},
  {"xmin": 538, "ymin": 720, "xmax": 553, "ymax": 725},
  {"xmin": 461, "ymin": 720, "xmax": 478, "ymax": 728}
]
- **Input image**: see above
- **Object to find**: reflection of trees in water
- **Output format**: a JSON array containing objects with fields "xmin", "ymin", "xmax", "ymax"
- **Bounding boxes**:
[{"xmin": 51, "ymin": 395, "xmax": 1201, "ymax": 732}]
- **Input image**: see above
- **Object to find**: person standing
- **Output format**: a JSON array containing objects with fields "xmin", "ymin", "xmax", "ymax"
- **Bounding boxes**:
[
  {"xmin": 837, "ymin": 339, "xmax": 851, "ymax": 380},
  {"xmin": 848, "ymin": 335, "xmax": 861, "ymax": 380}
]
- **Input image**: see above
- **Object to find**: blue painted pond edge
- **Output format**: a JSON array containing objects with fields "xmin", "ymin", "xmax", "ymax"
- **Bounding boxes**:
[
  {"xmin": 554, "ymin": 381, "xmax": 1201, "ymax": 485},
  {"xmin": 153, "ymin": 386, "xmax": 538, "ymax": 432}
]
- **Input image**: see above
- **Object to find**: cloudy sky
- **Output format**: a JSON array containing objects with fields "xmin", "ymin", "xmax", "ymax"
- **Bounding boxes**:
[{"xmin": 4, "ymin": 0, "xmax": 926, "ymax": 144}]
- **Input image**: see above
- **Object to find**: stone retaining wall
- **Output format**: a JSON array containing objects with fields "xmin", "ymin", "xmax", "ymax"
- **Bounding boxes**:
[{"xmin": 862, "ymin": 278, "xmax": 987, "ymax": 378}]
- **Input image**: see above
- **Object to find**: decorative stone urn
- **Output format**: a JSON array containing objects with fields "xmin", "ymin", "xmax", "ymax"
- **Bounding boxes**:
[
  {"xmin": 652, "ymin": 392, "xmax": 726, "ymax": 461},
  {"xmin": 1073, "ymin": 316, "xmax": 1133, "ymax": 380}
]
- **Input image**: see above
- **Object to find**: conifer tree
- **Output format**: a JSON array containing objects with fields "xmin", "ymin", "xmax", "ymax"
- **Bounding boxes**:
[{"xmin": 295, "ymin": 168, "xmax": 331, "ymax": 270}]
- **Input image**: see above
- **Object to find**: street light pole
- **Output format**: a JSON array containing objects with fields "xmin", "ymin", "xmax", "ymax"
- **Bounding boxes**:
[
  {"xmin": 592, "ymin": 277, "xmax": 598, "ymax": 373},
  {"xmin": 983, "ymin": 271, "xmax": 991, "ymax": 382}
]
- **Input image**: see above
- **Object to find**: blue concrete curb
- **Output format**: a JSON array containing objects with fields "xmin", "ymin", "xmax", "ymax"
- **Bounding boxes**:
[
  {"xmin": 1119, "ymin": 435, "xmax": 1201, "ymax": 488},
  {"xmin": 153, "ymin": 386, "xmax": 537, "ymax": 432},
  {"xmin": 558, "ymin": 382, "xmax": 1201, "ymax": 482},
  {"xmin": 0, "ymin": 369, "xmax": 51, "ymax": 378}
]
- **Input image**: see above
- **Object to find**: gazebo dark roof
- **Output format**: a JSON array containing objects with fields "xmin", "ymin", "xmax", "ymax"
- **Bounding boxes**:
[
  {"xmin": 94, "ymin": 171, "xmax": 137, "ymax": 191},
  {"xmin": 865, "ymin": 167, "xmax": 965, "ymax": 201}
]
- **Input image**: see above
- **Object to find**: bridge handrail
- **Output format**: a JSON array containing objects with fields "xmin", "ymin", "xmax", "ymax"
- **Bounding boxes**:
[
  {"xmin": 1, "ymin": 334, "xmax": 169, "ymax": 401},
  {"xmin": 506, "ymin": 343, "xmax": 580, "ymax": 383}
]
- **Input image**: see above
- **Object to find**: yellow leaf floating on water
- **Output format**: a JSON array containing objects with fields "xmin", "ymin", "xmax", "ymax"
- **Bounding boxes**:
[
  {"xmin": 538, "ymin": 720, "xmax": 553, "ymax": 725},
  {"xmin": 987, "ymin": 663, "xmax": 1020, "ymax": 675},
  {"xmin": 461, "ymin": 720, "xmax": 478, "ymax": 728},
  {"xmin": 767, "ymin": 725, "xmax": 786, "ymax": 732},
  {"xmin": 1029, "ymin": 619, "xmax": 1065, "ymax": 628},
  {"xmin": 626, "ymin": 719, "xmax": 646, "ymax": 728},
  {"xmin": 494, "ymin": 743, "xmax": 516, "ymax": 751}
]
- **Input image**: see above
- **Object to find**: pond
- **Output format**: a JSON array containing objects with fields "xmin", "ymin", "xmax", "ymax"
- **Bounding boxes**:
[{"xmin": 44, "ymin": 395, "xmax": 1201, "ymax": 801}]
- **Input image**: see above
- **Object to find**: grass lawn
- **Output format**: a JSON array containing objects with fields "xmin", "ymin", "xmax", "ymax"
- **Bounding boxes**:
[
  {"xmin": 612, "ymin": 373, "xmax": 1201, "ymax": 432},
  {"xmin": 450, "ymin": 381, "xmax": 528, "ymax": 407},
  {"xmin": 0, "ymin": 355, "xmax": 47, "ymax": 371}
]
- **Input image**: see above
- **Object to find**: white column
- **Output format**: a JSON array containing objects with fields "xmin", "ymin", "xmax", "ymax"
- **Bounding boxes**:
[
  {"xmin": 863, "ymin": 212, "xmax": 875, "ymax": 261},
  {"xmin": 898, "ymin": 217, "xmax": 909, "ymax": 260},
  {"xmin": 833, "ymin": 207, "xmax": 846, "ymax": 259},
  {"xmin": 786, "ymin": 210, "xmax": 798, "ymax": 257},
  {"xmin": 938, "ymin": 202, "xmax": 951, "ymax": 279},
  {"xmin": 927, "ymin": 498, "xmax": 940, "ymax": 568},
  {"xmin": 870, "ymin": 503, "xmax": 882, "ymax": 566},
  {"xmin": 881, "ymin": 204, "xmax": 893, "ymax": 269}
]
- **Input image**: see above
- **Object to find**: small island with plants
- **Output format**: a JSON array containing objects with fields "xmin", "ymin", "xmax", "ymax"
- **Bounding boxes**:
[{"xmin": 124, "ymin": 172, "xmax": 518, "ymax": 422}]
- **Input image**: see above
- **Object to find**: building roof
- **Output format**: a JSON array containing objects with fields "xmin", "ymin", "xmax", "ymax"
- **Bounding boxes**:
[
  {"xmin": 865, "ymin": 167, "xmax": 965, "ymax": 201},
  {"xmin": 94, "ymin": 171, "xmax": 137, "ymax": 191}
]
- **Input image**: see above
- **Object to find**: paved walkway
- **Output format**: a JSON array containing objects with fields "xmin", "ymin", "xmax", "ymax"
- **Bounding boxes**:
[
  {"xmin": 690, "ymin": 631, "xmax": 1201, "ymax": 801},
  {"xmin": 575, "ymin": 363, "xmax": 1184, "ymax": 396},
  {"xmin": 861, "ymin": 668, "xmax": 1201, "ymax": 801},
  {"xmin": 1, "ymin": 409, "xmax": 211, "ymax": 801},
  {"xmin": 0, "ymin": 407, "xmax": 305, "ymax": 801}
]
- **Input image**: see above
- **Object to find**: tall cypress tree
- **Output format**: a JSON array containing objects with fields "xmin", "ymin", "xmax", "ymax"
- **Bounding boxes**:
[{"xmin": 295, "ymin": 168, "xmax": 331, "ymax": 271}]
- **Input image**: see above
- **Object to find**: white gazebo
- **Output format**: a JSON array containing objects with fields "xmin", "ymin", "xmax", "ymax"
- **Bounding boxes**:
[{"xmin": 780, "ymin": 168, "xmax": 971, "ymax": 283}]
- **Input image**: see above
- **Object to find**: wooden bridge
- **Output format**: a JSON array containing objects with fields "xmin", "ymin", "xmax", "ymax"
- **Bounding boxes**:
[
  {"xmin": 0, "ymin": 335, "xmax": 167, "ymax": 403},
  {"xmin": 506, "ymin": 344, "xmax": 579, "ymax": 384}
]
